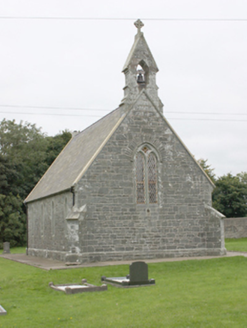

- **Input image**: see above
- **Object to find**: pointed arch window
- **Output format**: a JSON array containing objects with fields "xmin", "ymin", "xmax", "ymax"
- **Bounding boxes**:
[{"xmin": 135, "ymin": 145, "xmax": 158, "ymax": 204}]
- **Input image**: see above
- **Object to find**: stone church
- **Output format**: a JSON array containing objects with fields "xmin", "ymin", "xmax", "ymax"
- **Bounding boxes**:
[{"xmin": 25, "ymin": 20, "xmax": 226, "ymax": 263}]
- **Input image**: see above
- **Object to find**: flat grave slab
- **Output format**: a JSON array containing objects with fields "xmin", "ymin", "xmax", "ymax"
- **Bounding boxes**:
[
  {"xmin": 49, "ymin": 279, "xmax": 107, "ymax": 294},
  {"xmin": 101, "ymin": 261, "xmax": 155, "ymax": 288},
  {"xmin": 0, "ymin": 305, "xmax": 7, "ymax": 315}
]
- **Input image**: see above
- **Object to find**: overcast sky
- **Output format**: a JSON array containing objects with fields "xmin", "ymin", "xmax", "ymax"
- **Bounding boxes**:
[{"xmin": 0, "ymin": 0, "xmax": 246, "ymax": 177}]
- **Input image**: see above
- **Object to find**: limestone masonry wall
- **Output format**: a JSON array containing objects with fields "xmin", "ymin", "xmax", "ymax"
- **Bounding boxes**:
[
  {"xmin": 27, "ymin": 191, "xmax": 72, "ymax": 260},
  {"xmin": 224, "ymin": 217, "xmax": 247, "ymax": 238},
  {"xmin": 27, "ymin": 94, "xmax": 226, "ymax": 263},
  {"xmin": 74, "ymin": 95, "xmax": 223, "ymax": 262}
]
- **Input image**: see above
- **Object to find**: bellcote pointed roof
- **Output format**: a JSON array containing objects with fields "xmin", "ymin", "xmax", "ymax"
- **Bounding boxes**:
[{"xmin": 122, "ymin": 20, "xmax": 159, "ymax": 73}]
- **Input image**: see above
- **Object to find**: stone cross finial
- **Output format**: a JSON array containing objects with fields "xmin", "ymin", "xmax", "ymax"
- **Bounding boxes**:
[{"xmin": 134, "ymin": 19, "xmax": 144, "ymax": 34}]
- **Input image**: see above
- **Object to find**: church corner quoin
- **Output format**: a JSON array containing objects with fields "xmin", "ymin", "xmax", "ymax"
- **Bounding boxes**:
[{"xmin": 25, "ymin": 20, "xmax": 226, "ymax": 263}]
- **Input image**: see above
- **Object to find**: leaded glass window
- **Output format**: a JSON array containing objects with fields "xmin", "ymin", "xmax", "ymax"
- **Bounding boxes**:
[
  {"xmin": 136, "ymin": 152, "xmax": 145, "ymax": 203},
  {"xmin": 148, "ymin": 153, "xmax": 157, "ymax": 203},
  {"xmin": 135, "ymin": 145, "xmax": 158, "ymax": 204}
]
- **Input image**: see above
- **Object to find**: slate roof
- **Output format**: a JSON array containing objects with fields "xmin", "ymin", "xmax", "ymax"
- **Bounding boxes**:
[{"xmin": 25, "ymin": 106, "xmax": 126, "ymax": 203}]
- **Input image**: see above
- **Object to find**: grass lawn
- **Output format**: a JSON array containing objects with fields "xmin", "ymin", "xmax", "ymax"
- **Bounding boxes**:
[
  {"xmin": 225, "ymin": 238, "xmax": 247, "ymax": 252},
  {"xmin": 0, "ymin": 256, "xmax": 247, "ymax": 327},
  {"xmin": 3, "ymin": 247, "xmax": 27, "ymax": 254},
  {"xmin": 0, "ymin": 247, "xmax": 26, "ymax": 254}
]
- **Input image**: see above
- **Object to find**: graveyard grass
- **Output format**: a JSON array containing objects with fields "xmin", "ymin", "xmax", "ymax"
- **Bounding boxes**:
[
  {"xmin": 1, "ymin": 256, "xmax": 247, "ymax": 327},
  {"xmin": 225, "ymin": 238, "xmax": 247, "ymax": 252}
]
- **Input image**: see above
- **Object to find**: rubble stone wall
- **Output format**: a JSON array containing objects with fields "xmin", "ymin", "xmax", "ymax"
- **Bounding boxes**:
[{"xmin": 224, "ymin": 217, "xmax": 247, "ymax": 239}]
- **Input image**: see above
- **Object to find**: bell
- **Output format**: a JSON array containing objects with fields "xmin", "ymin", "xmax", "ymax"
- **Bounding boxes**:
[{"xmin": 137, "ymin": 73, "xmax": 144, "ymax": 83}]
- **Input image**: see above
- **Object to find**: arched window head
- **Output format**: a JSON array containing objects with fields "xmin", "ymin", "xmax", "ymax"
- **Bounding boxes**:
[
  {"xmin": 135, "ymin": 145, "xmax": 158, "ymax": 204},
  {"xmin": 136, "ymin": 61, "xmax": 149, "ymax": 86}
]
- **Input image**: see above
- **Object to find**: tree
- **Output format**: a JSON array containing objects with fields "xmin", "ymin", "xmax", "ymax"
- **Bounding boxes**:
[
  {"xmin": 0, "ymin": 119, "xmax": 71, "ymax": 198},
  {"xmin": 212, "ymin": 173, "xmax": 247, "ymax": 218},
  {"xmin": 197, "ymin": 158, "xmax": 216, "ymax": 183},
  {"xmin": 237, "ymin": 172, "xmax": 247, "ymax": 185},
  {"xmin": 0, "ymin": 194, "xmax": 26, "ymax": 247},
  {"xmin": 44, "ymin": 130, "xmax": 72, "ymax": 167},
  {"xmin": 0, "ymin": 119, "xmax": 47, "ymax": 198}
]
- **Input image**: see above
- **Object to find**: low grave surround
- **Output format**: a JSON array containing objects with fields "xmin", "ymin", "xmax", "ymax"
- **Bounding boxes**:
[
  {"xmin": 49, "ymin": 279, "xmax": 107, "ymax": 294},
  {"xmin": 101, "ymin": 261, "xmax": 155, "ymax": 288},
  {"xmin": 0, "ymin": 305, "xmax": 7, "ymax": 315}
]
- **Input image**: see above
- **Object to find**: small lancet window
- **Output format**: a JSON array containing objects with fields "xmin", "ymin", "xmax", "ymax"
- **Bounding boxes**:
[
  {"xmin": 135, "ymin": 145, "xmax": 158, "ymax": 204},
  {"xmin": 147, "ymin": 153, "xmax": 157, "ymax": 203}
]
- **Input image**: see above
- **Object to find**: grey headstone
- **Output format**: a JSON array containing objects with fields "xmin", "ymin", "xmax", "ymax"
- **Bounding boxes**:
[
  {"xmin": 129, "ymin": 261, "xmax": 148, "ymax": 283},
  {"xmin": 3, "ymin": 242, "xmax": 10, "ymax": 254}
]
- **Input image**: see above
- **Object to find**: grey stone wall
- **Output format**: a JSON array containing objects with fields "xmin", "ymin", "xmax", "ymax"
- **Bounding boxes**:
[
  {"xmin": 27, "ymin": 191, "xmax": 72, "ymax": 260},
  {"xmin": 27, "ymin": 93, "xmax": 225, "ymax": 263},
  {"xmin": 224, "ymin": 217, "xmax": 247, "ymax": 238},
  {"xmin": 73, "ymin": 93, "xmax": 224, "ymax": 263}
]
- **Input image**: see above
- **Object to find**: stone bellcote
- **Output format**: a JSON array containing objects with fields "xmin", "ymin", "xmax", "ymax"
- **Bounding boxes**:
[{"xmin": 121, "ymin": 19, "xmax": 163, "ymax": 113}]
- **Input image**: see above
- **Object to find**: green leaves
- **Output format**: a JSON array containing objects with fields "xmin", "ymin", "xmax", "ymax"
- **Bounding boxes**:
[
  {"xmin": 198, "ymin": 159, "xmax": 247, "ymax": 218},
  {"xmin": 212, "ymin": 173, "xmax": 247, "ymax": 218},
  {"xmin": 0, "ymin": 193, "xmax": 26, "ymax": 247}
]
